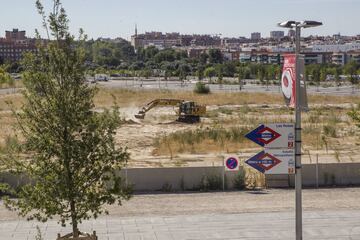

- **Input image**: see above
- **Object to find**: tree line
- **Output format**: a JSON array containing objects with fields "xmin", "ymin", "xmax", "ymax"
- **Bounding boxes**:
[
  {"xmin": 83, "ymin": 41, "xmax": 360, "ymax": 87},
  {"xmin": 1, "ymin": 35, "xmax": 360, "ymax": 88}
]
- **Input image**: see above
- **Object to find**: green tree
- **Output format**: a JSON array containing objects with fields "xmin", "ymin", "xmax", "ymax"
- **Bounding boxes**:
[
  {"xmin": 215, "ymin": 65, "xmax": 223, "ymax": 85},
  {"xmin": 312, "ymin": 66, "xmax": 321, "ymax": 91},
  {"xmin": 3, "ymin": 1, "xmax": 131, "ymax": 238},
  {"xmin": 257, "ymin": 65, "xmax": 265, "ymax": 83},
  {"xmin": 222, "ymin": 62, "xmax": 236, "ymax": 77},
  {"xmin": 199, "ymin": 52, "xmax": 209, "ymax": 65},
  {"xmin": 237, "ymin": 66, "xmax": 245, "ymax": 90},
  {"xmin": 334, "ymin": 67, "xmax": 342, "ymax": 90},
  {"xmin": 196, "ymin": 64, "xmax": 205, "ymax": 81},
  {"xmin": 154, "ymin": 49, "xmax": 176, "ymax": 63},
  {"xmin": 204, "ymin": 66, "xmax": 216, "ymax": 82},
  {"xmin": 0, "ymin": 65, "xmax": 12, "ymax": 87},
  {"xmin": 178, "ymin": 63, "xmax": 190, "ymax": 81},
  {"xmin": 208, "ymin": 49, "xmax": 223, "ymax": 64},
  {"xmin": 161, "ymin": 62, "xmax": 173, "ymax": 84},
  {"xmin": 344, "ymin": 60, "xmax": 359, "ymax": 93},
  {"xmin": 320, "ymin": 68, "xmax": 327, "ymax": 81},
  {"xmin": 264, "ymin": 66, "xmax": 272, "ymax": 90}
]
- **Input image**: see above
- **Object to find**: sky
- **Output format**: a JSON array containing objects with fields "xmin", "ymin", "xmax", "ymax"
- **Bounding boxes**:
[{"xmin": 1, "ymin": 0, "xmax": 359, "ymax": 40}]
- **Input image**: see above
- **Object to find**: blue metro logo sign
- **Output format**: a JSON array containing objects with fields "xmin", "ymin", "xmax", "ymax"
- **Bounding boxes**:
[
  {"xmin": 245, "ymin": 151, "xmax": 282, "ymax": 173},
  {"xmin": 245, "ymin": 124, "xmax": 281, "ymax": 147}
]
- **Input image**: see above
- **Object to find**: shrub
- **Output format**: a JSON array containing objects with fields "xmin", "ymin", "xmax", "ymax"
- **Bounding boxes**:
[
  {"xmin": 199, "ymin": 174, "xmax": 222, "ymax": 191},
  {"xmin": 233, "ymin": 170, "xmax": 246, "ymax": 190},
  {"xmin": 323, "ymin": 125, "xmax": 337, "ymax": 137},
  {"xmin": 194, "ymin": 82, "xmax": 210, "ymax": 94}
]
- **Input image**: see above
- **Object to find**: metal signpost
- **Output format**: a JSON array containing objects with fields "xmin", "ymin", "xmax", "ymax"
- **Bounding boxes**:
[
  {"xmin": 223, "ymin": 156, "xmax": 240, "ymax": 190},
  {"xmin": 278, "ymin": 20, "xmax": 322, "ymax": 240}
]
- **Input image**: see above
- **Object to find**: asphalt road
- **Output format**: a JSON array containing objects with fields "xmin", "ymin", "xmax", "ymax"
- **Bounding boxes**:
[
  {"xmin": 98, "ymin": 78, "xmax": 360, "ymax": 96},
  {"xmin": 1, "ymin": 79, "xmax": 359, "ymax": 96}
]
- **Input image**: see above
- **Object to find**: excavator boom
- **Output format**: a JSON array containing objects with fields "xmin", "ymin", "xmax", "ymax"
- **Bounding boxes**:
[{"xmin": 135, "ymin": 99, "xmax": 184, "ymax": 119}]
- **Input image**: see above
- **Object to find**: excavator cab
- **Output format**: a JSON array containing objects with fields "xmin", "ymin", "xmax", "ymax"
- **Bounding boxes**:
[{"xmin": 179, "ymin": 101, "xmax": 194, "ymax": 115}]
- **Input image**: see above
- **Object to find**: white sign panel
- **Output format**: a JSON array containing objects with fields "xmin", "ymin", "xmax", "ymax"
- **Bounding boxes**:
[
  {"xmin": 245, "ymin": 123, "xmax": 294, "ymax": 149},
  {"xmin": 245, "ymin": 149, "xmax": 295, "ymax": 175}
]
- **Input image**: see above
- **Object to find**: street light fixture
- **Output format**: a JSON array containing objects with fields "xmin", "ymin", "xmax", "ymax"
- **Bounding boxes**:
[{"xmin": 278, "ymin": 20, "xmax": 322, "ymax": 240}]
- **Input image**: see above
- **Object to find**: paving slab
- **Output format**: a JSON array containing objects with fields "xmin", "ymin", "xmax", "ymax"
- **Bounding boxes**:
[{"xmin": 0, "ymin": 209, "xmax": 360, "ymax": 240}]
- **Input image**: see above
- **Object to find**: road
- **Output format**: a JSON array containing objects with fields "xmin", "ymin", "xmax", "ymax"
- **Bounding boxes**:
[
  {"xmin": 1, "ymin": 188, "xmax": 359, "ymax": 239},
  {"xmin": 1, "ymin": 78, "xmax": 359, "ymax": 96},
  {"xmin": 98, "ymin": 78, "xmax": 360, "ymax": 96}
]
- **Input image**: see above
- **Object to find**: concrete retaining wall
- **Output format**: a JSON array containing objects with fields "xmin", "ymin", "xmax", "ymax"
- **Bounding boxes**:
[
  {"xmin": 266, "ymin": 162, "xmax": 360, "ymax": 188},
  {"xmin": 1, "ymin": 163, "xmax": 360, "ymax": 191},
  {"xmin": 121, "ymin": 166, "xmax": 242, "ymax": 191}
]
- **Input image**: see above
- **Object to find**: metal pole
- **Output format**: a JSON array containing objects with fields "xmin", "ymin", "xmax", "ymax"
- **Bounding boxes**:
[
  {"xmin": 316, "ymin": 153, "xmax": 319, "ymax": 188},
  {"xmin": 295, "ymin": 25, "xmax": 303, "ymax": 240},
  {"xmin": 222, "ymin": 159, "xmax": 225, "ymax": 191}
]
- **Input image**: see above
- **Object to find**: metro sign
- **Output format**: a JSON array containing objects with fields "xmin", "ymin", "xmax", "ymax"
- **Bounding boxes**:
[
  {"xmin": 246, "ymin": 123, "xmax": 295, "ymax": 149},
  {"xmin": 245, "ymin": 125, "xmax": 281, "ymax": 147},
  {"xmin": 245, "ymin": 151, "xmax": 281, "ymax": 173},
  {"xmin": 245, "ymin": 149, "xmax": 295, "ymax": 175}
]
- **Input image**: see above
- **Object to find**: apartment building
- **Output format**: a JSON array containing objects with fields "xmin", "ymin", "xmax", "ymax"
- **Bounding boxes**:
[
  {"xmin": 251, "ymin": 32, "xmax": 261, "ymax": 41},
  {"xmin": 270, "ymin": 31, "xmax": 285, "ymax": 40},
  {"xmin": 0, "ymin": 29, "xmax": 37, "ymax": 63}
]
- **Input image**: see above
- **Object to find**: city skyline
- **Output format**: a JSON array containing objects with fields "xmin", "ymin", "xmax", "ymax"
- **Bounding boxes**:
[{"xmin": 1, "ymin": 0, "xmax": 359, "ymax": 40}]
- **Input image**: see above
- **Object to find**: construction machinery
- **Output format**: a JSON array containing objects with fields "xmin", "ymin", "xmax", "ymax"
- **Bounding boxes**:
[{"xmin": 135, "ymin": 99, "xmax": 206, "ymax": 123}]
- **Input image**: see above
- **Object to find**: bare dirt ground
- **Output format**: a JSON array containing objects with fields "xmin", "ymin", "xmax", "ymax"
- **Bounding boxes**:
[
  {"xmin": 2, "ymin": 89, "xmax": 360, "ymax": 167},
  {"xmin": 115, "ymin": 103, "xmax": 360, "ymax": 168},
  {"xmin": 1, "ymin": 188, "xmax": 359, "ymax": 220}
]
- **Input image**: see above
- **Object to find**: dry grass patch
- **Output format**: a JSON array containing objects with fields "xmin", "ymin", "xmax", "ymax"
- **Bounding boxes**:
[
  {"xmin": 152, "ymin": 104, "xmax": 359, "ymax": 155},
  {"xmin": 96, "ymin": 88, "xmax": 360, "ymax": 108},
  {"xmin": 152, "ymin": 125, "xmax": 260, "ymax": 156},
  {"xmin": 0, "ymin": 94, "xmax": 24, "ymax": 111},
  {"xmin": 95, "ymin": 88, "xmax": 284, "ymax": 108}
]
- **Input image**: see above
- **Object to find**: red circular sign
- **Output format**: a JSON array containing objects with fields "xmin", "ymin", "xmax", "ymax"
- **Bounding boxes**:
[{"xmin": 226, "ymin": 157, "xmax": 239, "ymax": 170}]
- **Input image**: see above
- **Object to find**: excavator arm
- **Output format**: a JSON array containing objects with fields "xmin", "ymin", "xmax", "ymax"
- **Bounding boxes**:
[{"xmin": 135, "ymin": 99, "xmax": 184, "ymax": 119}]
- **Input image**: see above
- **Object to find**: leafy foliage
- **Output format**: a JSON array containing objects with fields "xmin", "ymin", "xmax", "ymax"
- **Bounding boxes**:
[
  {"xmin": 3, "ymin": 0, "xmax": 131, "ymax": 237},
  {"xmin": 194, "ymin": 82, "xmax": 210, "ymax": 94}
]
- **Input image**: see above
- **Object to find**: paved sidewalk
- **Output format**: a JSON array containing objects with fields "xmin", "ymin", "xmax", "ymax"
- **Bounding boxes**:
[{"xmin": 1, "ymin": 209, "xmax": 359, "ymax": 240}]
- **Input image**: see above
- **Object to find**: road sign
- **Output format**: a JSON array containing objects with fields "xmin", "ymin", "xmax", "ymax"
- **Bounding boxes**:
[
  {"xmin": 224, "ymin": 156, "xmax": 240, "ymax": 171},
  {"xmin": 245, "ymin": 123, "xmax": 294, "ymax": 149},
  {"xmin": 245, "ymin": 149, "xmax": 295, "ymax": 174}
]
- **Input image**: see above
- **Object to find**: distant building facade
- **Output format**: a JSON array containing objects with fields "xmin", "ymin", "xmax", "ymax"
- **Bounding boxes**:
[
  {"xmin": 0, "ymin": 29, "xmax": 37, "ymax": 62},
  {"xmin": 5, "ymin": 29, "xmax": 26, "ymax": 42},
  {"xmin": 270, "ymin": 31, "xmax": 285, "ymax": 40},
  {"xmin": 288, "ymin": 29, "xmax": 295, "ymax": 38},
  {"xmin": 131, "ymin": 27, "xmax": 221, "ymax": 49},
  {"xmin": 251, "ymin": 32, "xmax": 261, "ymax": 40},
  {"xmin": 131, "ymin": 31, "xmax": 182, "ymax": 49}
]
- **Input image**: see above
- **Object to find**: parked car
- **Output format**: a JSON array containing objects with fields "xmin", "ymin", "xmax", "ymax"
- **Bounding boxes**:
[{"xmin": 95, "ymin": 74, "xmax": 109, "ymax": 82}]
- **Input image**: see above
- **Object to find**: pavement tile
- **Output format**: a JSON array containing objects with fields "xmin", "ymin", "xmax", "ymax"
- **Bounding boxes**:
[{"xmin": 1, "ymin": 210, "xmax": 360, "ymax": 240}]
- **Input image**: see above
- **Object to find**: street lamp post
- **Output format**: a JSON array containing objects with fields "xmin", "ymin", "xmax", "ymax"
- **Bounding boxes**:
[{"xmin": 278, "ymin": 20, "xmax": 322, "ymax": 240}]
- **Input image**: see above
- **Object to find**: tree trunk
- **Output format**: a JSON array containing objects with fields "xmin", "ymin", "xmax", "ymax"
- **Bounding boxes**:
[{"xmin": 71, "ymin": 200, "xmax": 79, "ymax": 238}]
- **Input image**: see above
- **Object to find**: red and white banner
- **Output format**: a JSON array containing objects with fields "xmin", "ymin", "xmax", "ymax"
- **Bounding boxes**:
[
  {"xmin": 281, "ymin": 54, "xmax": 308, "ymax": 110},
  {"xmin": 281, "ymin": 54, "xmax": 296, "ymax": 107}
]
